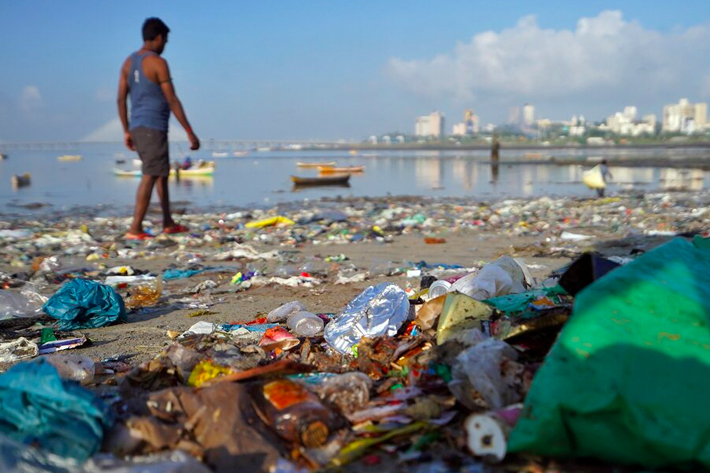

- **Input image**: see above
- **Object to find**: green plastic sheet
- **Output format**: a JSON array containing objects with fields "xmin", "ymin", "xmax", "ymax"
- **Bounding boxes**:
[
  {"xmin": 0, "ymin": 358, "xmax": 112, "ymax": 460},
  {"xmin": 509, "ymin": 238, "xmax": 710, "ymax": 469},
  {"xmin": 43, "ymin": 279, "xmax": 126, "ymax": 330},
  {"xmin": 483, "ymin": 285, "xmax": 567, "ymax": 317}
]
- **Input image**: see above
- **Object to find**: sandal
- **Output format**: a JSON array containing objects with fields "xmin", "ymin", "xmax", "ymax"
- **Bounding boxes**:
[
  {"xmin": 124, "ymin": 232, "xmax": 154, "ymax": 241},
  {"xmin": 163, "ymin": 224, "xmax": 190, "ymax": 235}
]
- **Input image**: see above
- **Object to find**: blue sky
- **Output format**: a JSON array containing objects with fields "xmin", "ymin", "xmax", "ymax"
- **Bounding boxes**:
[{"xmin": 2, "ymin": 1, "xmax": 710, "ymax": 142}]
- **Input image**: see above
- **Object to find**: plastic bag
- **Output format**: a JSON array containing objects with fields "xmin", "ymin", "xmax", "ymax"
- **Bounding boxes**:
[
  {"xmin": 325, "ymin": 282, "xmax": 410, "ymax": 355},
  {"xmin": 509, "ymin": 238, "xmax": 710, "ymax": 469},
  {"xmin": 0, "ymin": 358, "xmax": 112, "ymax": 461},
  {"xmin": 0, "ymin": 288, "xmax": 46, "ymax": 320},
  {"xmin": 448, "ymin": 337, "xmax": 524, "ymax": 410},
  {"xmin": 42, "ymin": 279, "xmax": 127, "ymax": 330},
  {"xmin": 451, "ymin": 256, "xmax": 531, "ymax": 300}
]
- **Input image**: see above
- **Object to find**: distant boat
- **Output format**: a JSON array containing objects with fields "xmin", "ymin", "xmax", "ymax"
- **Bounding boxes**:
[
  {"xmin": 212, "ymin": 151, "xmax": 229, "ymax": 158},
  {"xmin": 291, "ymin": 174, "xmax": 350, "ymax": 186},
  {"xmin": 233, "ymin": 150, "xmax": 249, "ymax": 157},
  {"xmin": 349, "ymin": 150, "xmax": 358, "ymax": 156},
  {"xmin": 256, "ymin": 147, "xmax": 271, "ymax": 152},
  {"xmin": 297, "ymin": 161, "xmax": 337, "ymax": 168},
  {"xmin": 114, "ymin": 162, "xmax": 216, "ymax": 177},
  {"xmin": 11, "ymin": 173, "xmax": 31, "ymax": 188},
  {"xmin": 58, "ymin": 155, "xmax": 82, "ymax": 162},
  {"xmin": 318, "ymin": 165, "xmax": 365, "ymax": 173}
]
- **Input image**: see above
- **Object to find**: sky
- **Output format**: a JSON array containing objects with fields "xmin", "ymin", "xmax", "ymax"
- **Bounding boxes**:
[{"xmin": 2, "ymin": 1, "xmax": 710, "ymax": 142}]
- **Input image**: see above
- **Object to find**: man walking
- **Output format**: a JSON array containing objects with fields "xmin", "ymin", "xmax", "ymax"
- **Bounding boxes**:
[{"xmin": 117, "ymin": 17, "xmax": 199, "ymax": 240}]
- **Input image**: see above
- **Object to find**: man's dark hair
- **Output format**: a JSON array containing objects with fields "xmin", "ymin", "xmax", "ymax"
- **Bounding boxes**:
[{"xmin": 142, "ymin": 18, "xmax": 170, "ymax": 41}]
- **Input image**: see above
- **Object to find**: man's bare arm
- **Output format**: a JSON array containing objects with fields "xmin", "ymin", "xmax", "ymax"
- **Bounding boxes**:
[
  {"xmin": 156, "ymin": 59, "xmax": 200, "ymax": 150},
  {"xmin": 117, "ymin": 58, "xmax": 134, "ymax": 150}
]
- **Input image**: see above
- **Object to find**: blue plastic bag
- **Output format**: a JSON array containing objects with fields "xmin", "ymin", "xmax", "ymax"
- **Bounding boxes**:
[
  {"xmin": 0, "ymin": 358, "xmax": 112, "ymax": 460},
  {"xmin": 43, "ymin": 279, "xmax": 126, "ymax": 330}
]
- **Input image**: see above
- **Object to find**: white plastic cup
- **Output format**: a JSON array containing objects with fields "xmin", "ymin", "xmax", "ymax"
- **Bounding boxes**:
[
  {"xmin": 287, "ymin": 311, "xmax": 324, "ymax": 336},
  {"xmin": 428, "ymin": 280, "xmax": 452, "ymax": 299}
]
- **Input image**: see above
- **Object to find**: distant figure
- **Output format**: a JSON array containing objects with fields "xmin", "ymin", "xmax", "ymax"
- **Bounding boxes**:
[
  {"xmin": 491, "ymin": 132, "xmax": 500, "ymax": 163},
  {"xmin": 597, "ymin": 159, "xmax": 613, "ymax": 197},
  {"xmin": 117, "ymin": 18, "xmax": 200, "ymax": 240},
  {"xmin": 181, "ymin": 156, "xmax": 193, "ymax": 170}
]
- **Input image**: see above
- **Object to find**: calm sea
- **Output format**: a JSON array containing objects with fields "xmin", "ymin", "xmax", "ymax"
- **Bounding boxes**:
[{"xmin": 1, "ymin": 143, "xmax": 709, "ymax": 217}]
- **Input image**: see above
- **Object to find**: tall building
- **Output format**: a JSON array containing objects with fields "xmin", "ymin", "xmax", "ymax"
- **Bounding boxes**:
[
  {"xmin": 623, "ymin": 106, "xmax": 637, "ymax": 121},
  {"xmin": 663, "ymin": 99, "xmax": 708, "ymax": 133},
  {"xmin": 522, "ymin": 103, "xmax": 535, "ymax": 127},
  {"xmin": 415, "ymin": 112, "xmax": 445, "ymax": 138},
  {"xmin": 452, "ymin": 123, "xmax": 467, "ymax": 136},
  {"xmin": 464, "ymin": 109, "xmax": 480, "ymax": 134},
  {"xmin": 695, "ymin": 103, "xmax": 707, "ymax": 130}
]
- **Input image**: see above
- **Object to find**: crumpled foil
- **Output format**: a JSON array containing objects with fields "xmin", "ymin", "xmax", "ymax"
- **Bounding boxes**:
[{"xmin": 324, "ymin": 282, "xmax": 410, "ymax": 355}]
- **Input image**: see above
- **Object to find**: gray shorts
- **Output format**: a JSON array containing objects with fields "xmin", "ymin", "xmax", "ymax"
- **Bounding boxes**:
[{"xmin": 131, "ymin": 127, "xmax": 169, "ymax": 177}]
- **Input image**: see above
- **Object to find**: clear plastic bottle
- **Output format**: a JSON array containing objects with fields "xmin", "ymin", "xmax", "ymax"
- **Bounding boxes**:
[
  {"xmin": 267, "ymin": 301, "xmax": 307, "ymax": 323},
  {"xmin": 252, "ymin": 379, "xmax": 337, "ymax": 448},
  {"xmin": 287, "ymin": 311, "xmax": 324, "ymax": 336}
]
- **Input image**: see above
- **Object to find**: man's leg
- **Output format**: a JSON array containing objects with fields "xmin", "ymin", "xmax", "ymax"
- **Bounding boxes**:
[
  {"xmin": 128, "ymin": 175, "xmax": 158, "ymax": 235},
  {"xmin": 155, "ymin": 176, "xmax": 175, "ymax": 228}
]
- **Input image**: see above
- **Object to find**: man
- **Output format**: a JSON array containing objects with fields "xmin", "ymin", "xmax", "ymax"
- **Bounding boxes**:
[
  {"xmin": 118, "ymin": 17, "xmax": 200, "ymax": 240},
  {"xmin": 597, "ymin": 159, "xmax": 613, "ymax": 197}
]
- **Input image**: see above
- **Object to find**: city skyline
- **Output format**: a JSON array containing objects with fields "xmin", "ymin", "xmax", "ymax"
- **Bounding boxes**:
[{"xmin": 3, "ymin": 2, "xmax": 710, "ymax": 142}]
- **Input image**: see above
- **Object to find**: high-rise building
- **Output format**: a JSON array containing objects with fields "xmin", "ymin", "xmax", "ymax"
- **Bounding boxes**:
[
  {"xmin": 623, "ymin": 106, "xmax": 637, "ymax": 121},
  {"xmin": 452, "ymin": 123, "xmax": 467, "ymax": 136},
  {"xmin": 663, "ymin": 99, "xmax": 707, "ymax": 133},
  {"xmin": 464, "ymin": 109, "xmax": 479, "ymax": 134},
  {"xmin": 522, "ymin": 103, "xmax": 535, "ymax": 127},
  {"xmin": 415, "ymin": 112, "xmax": 445, "ymax": 137},
  {"xmin": 695, "ymin": 103, "xmax": 707, "ymax": 130}
]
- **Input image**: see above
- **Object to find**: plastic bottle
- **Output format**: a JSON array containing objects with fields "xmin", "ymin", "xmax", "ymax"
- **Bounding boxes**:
[
  {"xmin": 287, "ymin": 311, "xmax": 324, "ymax": 336},
  {"xmin": 267, "ymin": 301, "xmax": 307, "ymax": 323},
  {"xmin": 252, "ymin": 379, "xmax": 337, "ymax": 448}
]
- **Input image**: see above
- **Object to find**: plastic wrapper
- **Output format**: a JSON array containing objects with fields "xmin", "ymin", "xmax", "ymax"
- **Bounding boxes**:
[
  {"xmin": 324, "ymin": 283, "xmax": 410, "ymax": 355},
  {"xmin": 448, "ymin": 338, "xmax": 525, "ymax": 411},
  {"xmin": 42, "ymin": 279, "xmax": 127, "ymax": 330},
  {"xmin": 0, "ymin": 287, "xmax": 46, "ymax": 320},
  {"xmin": 43, "ymin": 354, "xmax": 96, "ymax": 385},
  {"xmin": 310, "ymin": 372, "xmax": 372, "ymax": 415},
  {"xmin": 451, "ymin": 257, "xmax": 531, "ymax": 300},
  {"xmin": 0, "ymin": 337, "xmax": 39, "ymax": 363}
]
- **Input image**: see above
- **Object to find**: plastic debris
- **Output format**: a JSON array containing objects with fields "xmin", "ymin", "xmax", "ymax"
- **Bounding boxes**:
[
  {"xmin": 42, "ymin": 279, "xmax": 127, "ymax": 330},
  {"xmin": 325, "ymin": 282, "xmax": 410, "ymax": 355},
  {"xmin": 0, "ymin": 337, "xmax": 39, "ymax": 363},
  {"xmin": 0, "ymin": 358, "xmax": 112, "ymax": 461}
]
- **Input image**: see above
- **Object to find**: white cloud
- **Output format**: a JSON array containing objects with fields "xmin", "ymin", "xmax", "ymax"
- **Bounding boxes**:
[
  {"xmin": 19, "ymin": 85, "xmax": 43, "ymax": 114},
  {"xmin": 387, "ymin": 11, "xmax": 710, "ymax": 104},
  {"xmin": 81, "ymin": 118, "xmax": 189, "ymax": 142}
]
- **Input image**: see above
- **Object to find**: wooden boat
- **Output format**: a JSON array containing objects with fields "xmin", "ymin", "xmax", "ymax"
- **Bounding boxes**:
[
  {"xmin": 11, "ymin": 173, "xmax": 31, "ymax": 188},
  {"xmin": 114, "ymin": 163, "xmax": 216, "ymax": 177},
  {"xmin": 58, "ymin": 155, "xmax": 82, "ymax": 162},
  {"xmin": 297, "ymin": 161, "xmax": 337, "ymax": 168},
  {"xmin": 318, "ymin": 165, "xmax": 365, "ymax": 173},
  {"xmin": 291, "ymin": 174, "xmax": 350, "ymax": 186}
]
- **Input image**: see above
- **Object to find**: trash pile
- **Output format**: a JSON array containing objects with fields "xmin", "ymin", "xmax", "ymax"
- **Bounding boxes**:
[{"xmin": 0, "ymin": 192, "xmax": 709, "ymax": 471}]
